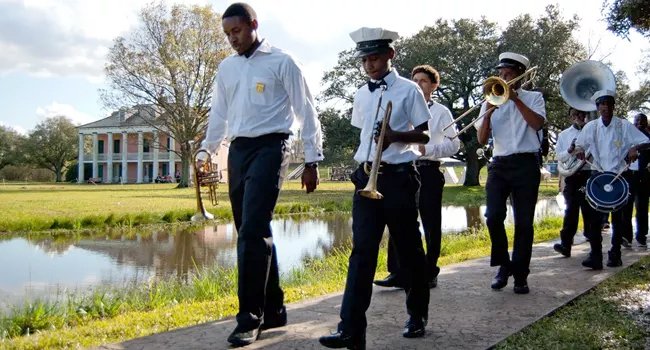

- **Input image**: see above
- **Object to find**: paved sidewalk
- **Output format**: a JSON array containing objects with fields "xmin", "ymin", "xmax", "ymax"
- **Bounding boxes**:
[{"xmin": 97, "ymin": 236, "xmax": 649, "ymax": 350}]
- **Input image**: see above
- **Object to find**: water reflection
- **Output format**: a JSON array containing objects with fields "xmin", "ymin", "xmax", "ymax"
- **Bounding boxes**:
[{"xmin": 0, "ymin": 198, "xmax": 563, "ymax": 308}]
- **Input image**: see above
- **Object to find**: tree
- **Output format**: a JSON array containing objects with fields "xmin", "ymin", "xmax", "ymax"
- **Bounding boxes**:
[
  {"xmin": 102, "ymin": 2, "xmax": 230, "ymax": 187},
  {"xmin": 604, "ymin": 0, "xmax": 650, "ymax": 38},
  {"xmin": 0, "ymin": 125, "xmax": 24, "ymax": 170},
  {"xmin": 319, "ymin": 108, "xmax": 358, "ymax": 166},
  {"xmin": 499, "ymin": 5, "xmax": 586, "ymax": 134},
  {"xmin": 24, "ymin": 116, "xmax": 78, "ymax": 182},
  {"xmin": 395, "ymin": 18, "xmax": 500, "ymax": 186},
  {"xmin": 627, "ymin": 52, "xmax": 650, "ymax": 113}
]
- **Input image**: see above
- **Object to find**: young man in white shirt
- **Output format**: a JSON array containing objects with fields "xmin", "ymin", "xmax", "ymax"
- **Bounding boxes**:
[
  {"xmin": 476, "ymin": 52, "xmax": 546, "ymax": 294},
  {"xmin": 374, "ymin": 65, "xmax": 459, "ymax": 289},
  {"xmin": 553, "ymin": 107, "xmax": 597, "ymax": 258},
  {"xmin": 200, "ymin": 3, "xmax": 324, "ymax": 346},
  {"xmin": 575, "ymin": 90, "xmax": 649, "ymax": 268},
  {"xmin": 319, "ymin": 27, "xmax": 431, "ymax": 349}
]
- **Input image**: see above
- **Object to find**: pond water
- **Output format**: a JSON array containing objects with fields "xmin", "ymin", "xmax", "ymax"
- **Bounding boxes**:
[{"xmin": 0, "ymin": 198, "xmax": 563, "ymax": 309}]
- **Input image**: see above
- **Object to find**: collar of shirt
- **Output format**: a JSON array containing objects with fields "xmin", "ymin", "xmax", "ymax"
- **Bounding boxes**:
[{"xmin": 245, "ymin": 38, "xmax": 272, "ymax": 59}]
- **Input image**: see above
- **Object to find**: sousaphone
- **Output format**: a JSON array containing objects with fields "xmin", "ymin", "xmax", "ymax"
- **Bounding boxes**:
[{"xmin": 557, "ymin": 60, "xmax": 616, "ymax": 176}]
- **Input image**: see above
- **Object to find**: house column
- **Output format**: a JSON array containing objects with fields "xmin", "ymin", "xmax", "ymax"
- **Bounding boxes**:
[
  {"xmin": 152, "ymin": 131, "xmax": 159, "ymax": 181},
  {"xmin": 106, "ymin": 132, "xmax": 113, "ymax": 183},
  {"xmin": 137, "ymin": 131, "xmax": 144, "ymax": 183},
  {"xmin": 121, "ymin": 132, "xmax": 128, "ymax": 183},
  {"xmin": 92, "ymin": 132, "xmax": 98, "ymax": 179},
  {"xmin": 77, "ymin": 133, "xmax": 84, "ymax": 183},
  {"xmin": 168, "ymin": 136, "xmax": 176, "ymax": 178}
]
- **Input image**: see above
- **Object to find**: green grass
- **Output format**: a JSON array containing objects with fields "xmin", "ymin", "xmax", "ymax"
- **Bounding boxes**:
[
  {"xmin": 0, "ymin": 180, "xmax": 559, "ymax": 233},
  {"xmin": 497, "ymin": 254, "xmax": 650, "ymax": 350},
  {"xmin": 0, "ymin": 217, "xmax": 566, "ymax": 349}
]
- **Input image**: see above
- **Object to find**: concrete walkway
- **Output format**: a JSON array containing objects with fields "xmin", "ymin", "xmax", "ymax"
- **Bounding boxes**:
[{"xmin": 97, "ymin": 235, "xmax": 649, "ymax": 350}]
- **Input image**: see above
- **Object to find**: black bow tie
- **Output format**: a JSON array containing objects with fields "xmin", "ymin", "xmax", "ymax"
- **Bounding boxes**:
[
  {"xmin": 367, "ymin": 79, "xmax": 387, "ymax": 92},
  {"xmin": 427, "ymin": 100, "xmax": 434, "ymax": 107}
]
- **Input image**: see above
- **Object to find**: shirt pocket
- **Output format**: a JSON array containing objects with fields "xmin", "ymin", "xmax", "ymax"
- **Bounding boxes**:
[{"xmin": 250, "ymin": 76, "xmax": 275, "ymax": 106}]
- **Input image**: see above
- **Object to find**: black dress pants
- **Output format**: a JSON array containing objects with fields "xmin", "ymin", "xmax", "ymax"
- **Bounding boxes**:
[
  {"xmin": 339, "ymin": 164, "xmax": 429, "ymax": 336},
  {"xmin": 386, "ymin": 162, "xmax": 444, "ymax": 280},
  {"xmin": 228, "ymin": 133, "xmax": 289, "ymax": 329},
  {"xmin": 485, "ymin": 153, "xmax": 540, "ymax": 281},
  {"xmin": 635, "ymin": 170, "xmax": 649, "ymax": 243},
  {"xmin": 559, "ymin": 170, "xmax": 597, "ymax": 246}
]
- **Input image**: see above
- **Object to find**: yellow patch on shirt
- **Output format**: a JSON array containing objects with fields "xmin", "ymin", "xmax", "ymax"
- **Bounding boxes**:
[
  {"xmin": 256, "ymin": 82, "xmax": 265, "ymax": 93},
  {"xmin": 613, "ymin": 139, "xmax": 622, "ymax": 148}
]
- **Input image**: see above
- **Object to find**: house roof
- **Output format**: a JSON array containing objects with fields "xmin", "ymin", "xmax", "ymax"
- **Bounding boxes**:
[{"xmin": 78, "ymin": 105, "xmax": 159, "ymax": 130}]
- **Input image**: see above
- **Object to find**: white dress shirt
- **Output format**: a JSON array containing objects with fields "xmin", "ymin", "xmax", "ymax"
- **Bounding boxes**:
[
  {"xmin": 202, "ymin": 39, "xmax": 323, "ymax": 163},
  {"xmin": 575, "ymin": 116, "xmax": 648, "ymax": 173},
  {"xmin": 475, "ymin": 89, "xmax": 546, "ymax": 157},
  {"xmin": 556, "ymin": 125, "xmax": 591, "ymax": 171},
  {"xmin": 352, "ymin": 69, "xmax": 431, "ymax": 164},
  {"xmin": 420, "ymin": 101, "xmax": 460, "ymax": 160}
]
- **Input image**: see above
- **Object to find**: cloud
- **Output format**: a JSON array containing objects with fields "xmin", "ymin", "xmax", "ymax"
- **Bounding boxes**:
[
  {"xmin": 35, "ymin": 102, "xmax": 95, "ymax": 126},
  {"xmin": 0, "ymin": 121, "xmax": 27, "ymax": 136}
]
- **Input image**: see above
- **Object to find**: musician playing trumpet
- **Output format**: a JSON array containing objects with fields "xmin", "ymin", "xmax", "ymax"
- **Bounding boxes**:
[
  {"xmin": 574, "ymin": 89, "xmax": 648, "ymax": 269},
  {"xmin": 475, "ymin": 52, "xmax": 546, "ymax": 295},
  {"xmin": 553, "ymin": 107, "xmax": 597, "ymax": 258},
  {"xmin": 319, "ymin": 27, "xmax": 431, "ymax": 349}
]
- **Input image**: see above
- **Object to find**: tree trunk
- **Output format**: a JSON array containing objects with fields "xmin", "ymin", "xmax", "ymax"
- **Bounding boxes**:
[
  {"xmin": 177, "ymin": 144, "xmax": 191, "ymax": 188},
  {"xmin": 55, "ymin": 166, "xmax": 62, "ymax": 182},
  {"xmin": 463, "ymin": 146, "xmax": 481, "ymax": 186}
]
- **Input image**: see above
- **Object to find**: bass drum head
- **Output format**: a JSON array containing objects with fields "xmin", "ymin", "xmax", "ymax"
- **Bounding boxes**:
[{"xmin": 585, "ymin": 171, "xmax": 629, "ymax": 213}]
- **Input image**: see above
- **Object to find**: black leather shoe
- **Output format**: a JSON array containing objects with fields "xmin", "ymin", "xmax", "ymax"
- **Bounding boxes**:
[
  {"xmin": 261, "ymin": 305, "xmax": 287, "ymax": 330},
  {"xmin": 621, "ymin": 237, "xmax": 632, "ymax": 248},
  {"xmin": 491, "ymin": 265, "xmax": 511, "ymax": 290},
  {"xmin": 403, "ymin": 316, "xmax": 427, "ymax": 338},
  {"xmin": 428, "ymin": 276, "xmax": 438, "ymax": 289},
  {"xmin": 227, "ymin": 324, "xmax": 261, "ymax": 347},
  {"xmin": 606, "ymin": 251, "xmax": 622, "ymax": 267},
  {"xmin": 319, "ymin": 331, "xmax": 365, "ymax": 349},
  {"xmin": 581, "ymin": 254, "xmax": 603, "ymax": 270},
  {"xmin": 373, "ymin": 273, "xmax": 404, "ymax": 288},
  {"xmin": 553, "ymin": 243, "xmax": 571, "ymax": 257},
  {"xmin": 513, "ymin": 280, "xmax": 529, "ymax": 294}
]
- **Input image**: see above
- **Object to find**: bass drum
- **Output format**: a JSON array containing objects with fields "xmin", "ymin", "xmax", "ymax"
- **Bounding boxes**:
[{"xmin": 585, "ymin": 171, "xmax": 630, "ymax": 213}]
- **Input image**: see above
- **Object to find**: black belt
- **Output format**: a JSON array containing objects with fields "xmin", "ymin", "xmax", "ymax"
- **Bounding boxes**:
[
  {"xmin": 492, "ymin": 152, "xmax": 538, "ymax": 162},
  {"xmin": 360, "ymin": 162, "xmax": 414, "ymax": 173},
  {"xmin": 232, "ymin": 133, "xmax": 289, "ymax": 145},
  {"xmin": 416, "ymin": 160, "xmax": 440, "ymax": 167}
]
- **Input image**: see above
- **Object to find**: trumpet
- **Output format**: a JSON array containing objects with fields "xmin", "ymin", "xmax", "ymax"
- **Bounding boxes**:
[
  {"xmin": 191, "ymin": 149, "xmax": 220, "ymax": 222},
  {"xmin": 358, "ymin": 101, "xmax": 393, "ymax": 200},
  {"xmin": 443, "ymin": 66, "xmax": 539, "ymax": 139}
]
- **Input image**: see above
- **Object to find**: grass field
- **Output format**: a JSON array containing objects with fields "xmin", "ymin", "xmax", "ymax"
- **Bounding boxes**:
[{"xmin": 0, "ymin": 180, "xmax": 560, "ymax": 232}]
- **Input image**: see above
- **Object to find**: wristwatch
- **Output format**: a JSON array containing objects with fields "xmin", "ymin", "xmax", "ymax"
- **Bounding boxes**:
[{"xmin": 304, "ymin": 162, "xmax": 319, "ymax": 169}]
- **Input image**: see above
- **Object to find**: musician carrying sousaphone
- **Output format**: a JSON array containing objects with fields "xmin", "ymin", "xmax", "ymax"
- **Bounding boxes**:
[
  {"xmin": 574, "ymin": 89, "xmax": 649, "ymax": 269},
  {"xmin": 553, "ymin": 106, "xmax": 597, "ymax": 258}
]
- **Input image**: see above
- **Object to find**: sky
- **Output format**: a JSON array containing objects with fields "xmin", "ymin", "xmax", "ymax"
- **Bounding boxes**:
[{"xmin": 0, "ymin": 0, "xmax": 648, "ymax": 135}]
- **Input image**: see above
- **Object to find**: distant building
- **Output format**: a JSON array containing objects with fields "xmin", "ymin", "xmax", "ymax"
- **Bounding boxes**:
[{"xmin": 76, "ymin": 105, "xmax": 228, "ymax": 184}]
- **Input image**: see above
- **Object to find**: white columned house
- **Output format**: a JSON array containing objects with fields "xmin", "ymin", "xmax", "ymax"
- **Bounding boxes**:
[
  {"xmin": 121, "ymin": 131, "xmax": 128, "ymax": 183},
  {"xmin": 75, "ymin": 105, "xmax": 228, "ymax": 184},
  {"xmin": 77, "ymin": 133, "xmax": 85, "ymax": 183},
  {"xmin": 91, "ymin": 132, "xmax": 98, "ymax": 179},
  {"xmin": 106, "ymin": 131, "xmax": 113, "ymax": 183},
  {"xmin": 152, "ymin": 131, "xmax": 159, "ymax": 181},
  {"xmin": 136, "ymin": 131, "xmax": 144, "ymax": 183}
]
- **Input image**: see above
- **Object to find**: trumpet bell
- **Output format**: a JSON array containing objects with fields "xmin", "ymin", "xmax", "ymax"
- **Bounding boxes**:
[
  {"xmin": 560, "ymin": 60, "xmax": 616, "ymax": 112},
  {"xmin": 483, "ymin": 76, "xmax": 510, "ymax": 106},
  {"xmin": 357, "ymin": 188, "xmax": 384, "ymax": 199}
]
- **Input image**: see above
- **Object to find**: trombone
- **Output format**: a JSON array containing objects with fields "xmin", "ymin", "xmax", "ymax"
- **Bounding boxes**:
[
  {"xmin": 443, "ymin": 66, "xmax": 539, "ymax": 139},
  {"xmin": 358, "ymin": 100, "xmax": 393, "ymax": 200},
  {"xmin": 191, "ymin": 149, "xmax": 221, "ymax": 222}
]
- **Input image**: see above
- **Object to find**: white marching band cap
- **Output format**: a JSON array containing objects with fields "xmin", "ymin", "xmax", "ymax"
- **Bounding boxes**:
[
  {"xmin": 496, "ymin": 52, "xmax": 530, "ymax": 71},
  {"xmin": 349, "ymin": 27, "xmax": 399, "ymax": 57},
  {"xmin": 591, "ymin": 89, "xmax": 617, "ymax": 103}
]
